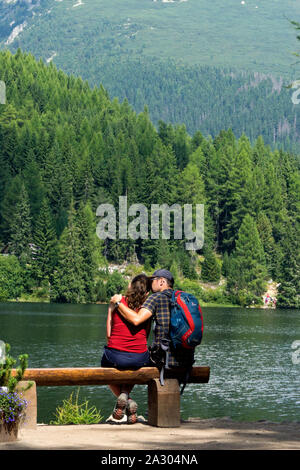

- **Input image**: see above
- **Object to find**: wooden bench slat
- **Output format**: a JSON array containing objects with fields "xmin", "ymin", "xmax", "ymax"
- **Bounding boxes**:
[
  {"xmin": 12, "ymin": 367, "xmax": 210, "ymax": 428},
  {"xmin": 15, "ymin": 366, "xmax": 210, "ymax": 386}
]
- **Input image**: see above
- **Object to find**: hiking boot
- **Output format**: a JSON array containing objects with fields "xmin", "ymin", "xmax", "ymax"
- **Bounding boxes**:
[
  {"xmin": 112, "ymin": 393, "xmax": 128, "ymax": 420},
  {"xmin": 126, "ymin": 398, "xmax": 138, "ymax": 425},
  {"xmin": 106, "ymin": 413, "xmax": 127, "ymax": 424}
]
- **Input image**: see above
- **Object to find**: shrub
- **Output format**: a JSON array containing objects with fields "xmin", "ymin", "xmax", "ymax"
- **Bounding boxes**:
[
  {"xmin": 175, "ymin": 279, "xmax": 204, "ymax": 299},
  {"xmin": 200, "ymin": 287, "xmax": 230, "ymax": 305},
  {"xmin": 201, "ymin": 248, "xmax": 221, "ymax": 282},
  {"xmin": 0, "ymin": 343, "xmax": 32, "ymax": 434},
  {"xmin": 95, "ymin": 279, "xmax": 108, "ymax": 302},
  {"xmin": 50, "ymin": 388, "xmax": 103, "ymax": 425},
  {"xmin": 105, "ymin": 271, "xmax": 128, "ymax": 298},
  {"xmin": 0, "ymin": 255, "xmax": 25, "ymax": 300},
  {"xmin": 0, "ymin": 343, "xmax": 32, "ymax": 393}
]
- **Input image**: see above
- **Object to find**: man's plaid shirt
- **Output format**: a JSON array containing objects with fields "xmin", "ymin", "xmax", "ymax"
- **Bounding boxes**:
[{"xmin": 142, "ymin": 289, "xmax": 194, "ymax": 367}]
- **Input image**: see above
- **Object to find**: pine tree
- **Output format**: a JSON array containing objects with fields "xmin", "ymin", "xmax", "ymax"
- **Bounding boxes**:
[
  {"xmin": 256, "ymin": 211, "xmax": 279, "ymax": 279},
  {"xmin": 135, "ymin": 107, "xmax": 157, "ymax": 158},
  {"xmin": 0, "ymin": 153, "xmax": 11, "ymax": 228},
  {"xmin": 177, "ymin": 249, "xmax": 198, "ymax": 280},
  {"xmin": 262, "ymin": 159, "xmax": 286, "ymax": 242},
  {"xmin": 286, "ymin": 167, "xmax": 300, "ymax": 228},
  {"xmin": 0, "ymin": 104, "xmax": 20, "ymax": 174},
  {"xmin": 158, "ymin": 120, "xmax": 175, "ymax": 148},
  {"xmin": 205, "ymin": 137, "xmax": 234, "ymax": 250},
  {"xmin": 176, "ymin": 162, "xmax": 215, "ymax": 250},
  {"xmin": 23, "ymin": 157, "xmax": 45, "ymax": 230},
  {"xmin": 222, "ymin": 135, "xmax": 254, "ymax": 252},
  {"xmin": 138, "ymin": 139, "xmax": 178, "ymax": 207},
  {"xmin": 9, "ymin": 183, "xmax": 32, "ymax": 265},
  {"xmin": 188, "ymin": 146, "xmax": 207, "ymax": 178},
  {"xmin": 0, "ymin": 174, "xmax": 23, "ymax": 244},
  {"xmin": 75, "ymin": 150, "xmax": 95, "ymax": 206},
  {"xmin": 221, "ymin": 251, "xmax": 231, "ymax": 277},
  {"xmin": 249, "ymin": 166, "xmax": 266, "ymax": 216},
  {"xmin": 172, "ymin": 124, "xmax": 190, "ymax": 170},
  {"xmin": 42, "ymin": 140, "xmax": 73, "ymax": 235},
  {"xmin": 227, "ymin": 214, "xmax": 267, "ymax": 305},
  {"xmin": 201, "ymin": 246, "xmax": 221, "ymax": 282},
  {"xmin": 169, "ymin": 258, "xmax": 180, "ymax": 285},
  {"xmin": 35, "ymin": 127, "xmax": 50, "ymax": 168},
  {"xmin": 252, "ymin": 135, "xmax": 270, "ymax": 167},
  {"xmin": 50, "ymin": 202, "xmax": 85, "ymax": 303},
  {"xmin": 76, "ymin": 202, "xmax": 103, "ymax": 302},
  {"xmin": 155, "ymin": 239, "xmax": 172, "ymax": 269},
  {"xmin": 277, "ymin": 221, "xmax": 300, "ymax": 309},
  {"xmin": 32, "ymin": 197, "xmax": 58, "ymax": 284},
  {"xmin": 177, "ymin": 162, "xmax": 205, "ymax": 206},
  {"xmin": 191, "ymin": 130, "xmax": 205, "ymax": 152}
]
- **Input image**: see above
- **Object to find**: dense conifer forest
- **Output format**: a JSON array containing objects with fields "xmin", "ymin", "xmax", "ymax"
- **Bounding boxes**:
[
  {"xmin": 0, "ymin": 50, "xmax": 299, "ymax": 308},
  {"xmin": 85, "ymin": 58, "xmax": 300, "ymax": 153}
]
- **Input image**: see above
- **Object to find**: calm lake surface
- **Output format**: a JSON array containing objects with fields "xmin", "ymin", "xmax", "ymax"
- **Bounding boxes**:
[{"xmin": 0, "ymin": 302, "xmax": 299, "ymax": 424}]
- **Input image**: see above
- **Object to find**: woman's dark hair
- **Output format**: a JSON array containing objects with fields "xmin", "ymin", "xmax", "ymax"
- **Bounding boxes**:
[{"xmin": 125, "ymin": 274, "xmax": 150, "ymax": 310}]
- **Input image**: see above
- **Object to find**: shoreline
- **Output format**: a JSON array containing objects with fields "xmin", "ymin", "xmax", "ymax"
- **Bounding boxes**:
[
  {"xmin": 2, "ymin": 299, "xmax": 274, "ymax": 309},
  {"xmin": 1, "ymin": 417, "xmax": 299, "ymax": 450},
  {"xmin": 1, "ymin": 266, "xmax": 279, "ymax": 310}
]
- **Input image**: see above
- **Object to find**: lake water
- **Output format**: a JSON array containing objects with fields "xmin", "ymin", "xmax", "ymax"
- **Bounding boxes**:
[{"xmin": 0, "ymin": 302, "xmax": 299, "ymax": 424}]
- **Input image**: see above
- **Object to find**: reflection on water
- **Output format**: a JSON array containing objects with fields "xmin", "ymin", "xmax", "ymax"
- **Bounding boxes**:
[{"xmin": 0, "ymin": 302, "xmax": 299, "ymax": 423}]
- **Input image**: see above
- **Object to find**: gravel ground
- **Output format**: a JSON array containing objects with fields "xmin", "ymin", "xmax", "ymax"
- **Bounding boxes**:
[{"xmin": 0, "ymin": 417, "xmax": 300, "ymax": 450}]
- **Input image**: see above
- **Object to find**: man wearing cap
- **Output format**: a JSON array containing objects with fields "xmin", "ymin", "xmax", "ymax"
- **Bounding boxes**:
[{"xmin": 110, "ymin": 268, "xmax": 194, "ymax": 369}]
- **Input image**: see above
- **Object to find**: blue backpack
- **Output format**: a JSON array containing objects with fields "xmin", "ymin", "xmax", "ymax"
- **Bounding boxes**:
[
  {"xmin": 168, "ymin": 290, "xmax": 204, "ymax": 350},
  {"xmin": 150, "ymin": 290, "xmax": 204, "ymax": 394}
]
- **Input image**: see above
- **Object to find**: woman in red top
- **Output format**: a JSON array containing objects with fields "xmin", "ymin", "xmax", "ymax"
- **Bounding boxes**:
[{"xmin": 101, "ymin": 273, "xmax": 151, "ymax": 424}]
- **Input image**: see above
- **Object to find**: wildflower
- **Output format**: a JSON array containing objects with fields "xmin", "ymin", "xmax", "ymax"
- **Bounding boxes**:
[{"xmin": 0, "ymin": 390, "xmax": 28, "ymax": 425}]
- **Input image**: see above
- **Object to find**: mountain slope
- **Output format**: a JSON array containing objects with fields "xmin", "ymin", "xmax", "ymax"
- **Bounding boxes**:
[
  {"xmin": 90, "ymin": 58, "xmax": 300, "ymax": 151},
  {"xmin": 0, "ymin": 0, "xmax": 299, "ymax": 150},
  {"xmin": 1, "ymin": 0, "xmax": 299, "ymax": 75}
]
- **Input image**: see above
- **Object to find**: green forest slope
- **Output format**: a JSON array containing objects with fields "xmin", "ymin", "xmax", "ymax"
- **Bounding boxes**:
[
  {"xmin": 0, "ymin": 50, "xmax": 299, "ymax": 308},
  {"xmin": 90, "ymin": 59, "xmax": 300, "ymax": 152}
]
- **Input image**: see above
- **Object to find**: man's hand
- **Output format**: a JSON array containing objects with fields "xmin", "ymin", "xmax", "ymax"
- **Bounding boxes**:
[{"xmin": 110, "ymin": 294, "xmax": 122, "ymax": 304}]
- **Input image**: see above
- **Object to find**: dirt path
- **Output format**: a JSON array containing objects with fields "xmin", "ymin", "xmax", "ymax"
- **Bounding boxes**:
[{"xmin": 1, "ymin": 418, "xmax": 299, "ymax": 450}]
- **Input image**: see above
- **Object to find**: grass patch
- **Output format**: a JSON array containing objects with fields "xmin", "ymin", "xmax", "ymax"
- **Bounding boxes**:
[{"xmin": 50, "ymin": 388, "xmax": 103, "ymax": 425}]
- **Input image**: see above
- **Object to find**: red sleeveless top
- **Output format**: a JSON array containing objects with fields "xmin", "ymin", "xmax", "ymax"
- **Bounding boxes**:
[{"xmin": 107, "ymin": 296, "xmax": 148, "ymax": 353}]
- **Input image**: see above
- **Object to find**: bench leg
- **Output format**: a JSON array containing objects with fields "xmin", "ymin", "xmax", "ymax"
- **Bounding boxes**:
[
  {"xmin": 147, "ymin": 378, "xmax": 180, "ymax": 428},
  {"xmin": 16, "ymin": 380, "xmax": 37, "ymax": 429}
]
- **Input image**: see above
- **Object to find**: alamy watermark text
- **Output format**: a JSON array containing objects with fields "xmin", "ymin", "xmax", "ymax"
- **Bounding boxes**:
[
  {"xmin": 0, "ymin": 81, "xmax": 6, "ymax": 104},
  {"xmin": 96, "ymin": 196, "xmax": 204, "ymax": 250}
]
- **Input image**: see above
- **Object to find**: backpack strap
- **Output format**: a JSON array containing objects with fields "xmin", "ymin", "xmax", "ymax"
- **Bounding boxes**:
[
  {"xmin": 161, "ymin": 289, "xmax": 181, "ymax": 302},
  {"xmin": 179, "ymin": 362, "xmax": 194, "ymax": 395},
  {"xmin": 158, "ymin": 338, "xmax": 170, "ymax": 386},
  {"xmin": 152, "ymin": 291, "xmax": 173, "ymax": 386},
  {"xmin": 155, "ymin": 289, "xmax": 173, "ymax": 336}
]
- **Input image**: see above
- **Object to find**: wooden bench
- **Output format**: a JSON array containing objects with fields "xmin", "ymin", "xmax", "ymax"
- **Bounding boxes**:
[{"xmin": 14, "ymin": 366, "xmax": 210, "ymax": 428}]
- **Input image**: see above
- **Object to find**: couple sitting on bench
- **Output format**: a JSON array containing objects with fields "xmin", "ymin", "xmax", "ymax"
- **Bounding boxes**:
[{"xmin": 101, "ymin": 268, "xmax": 194, "ymax": 424}]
